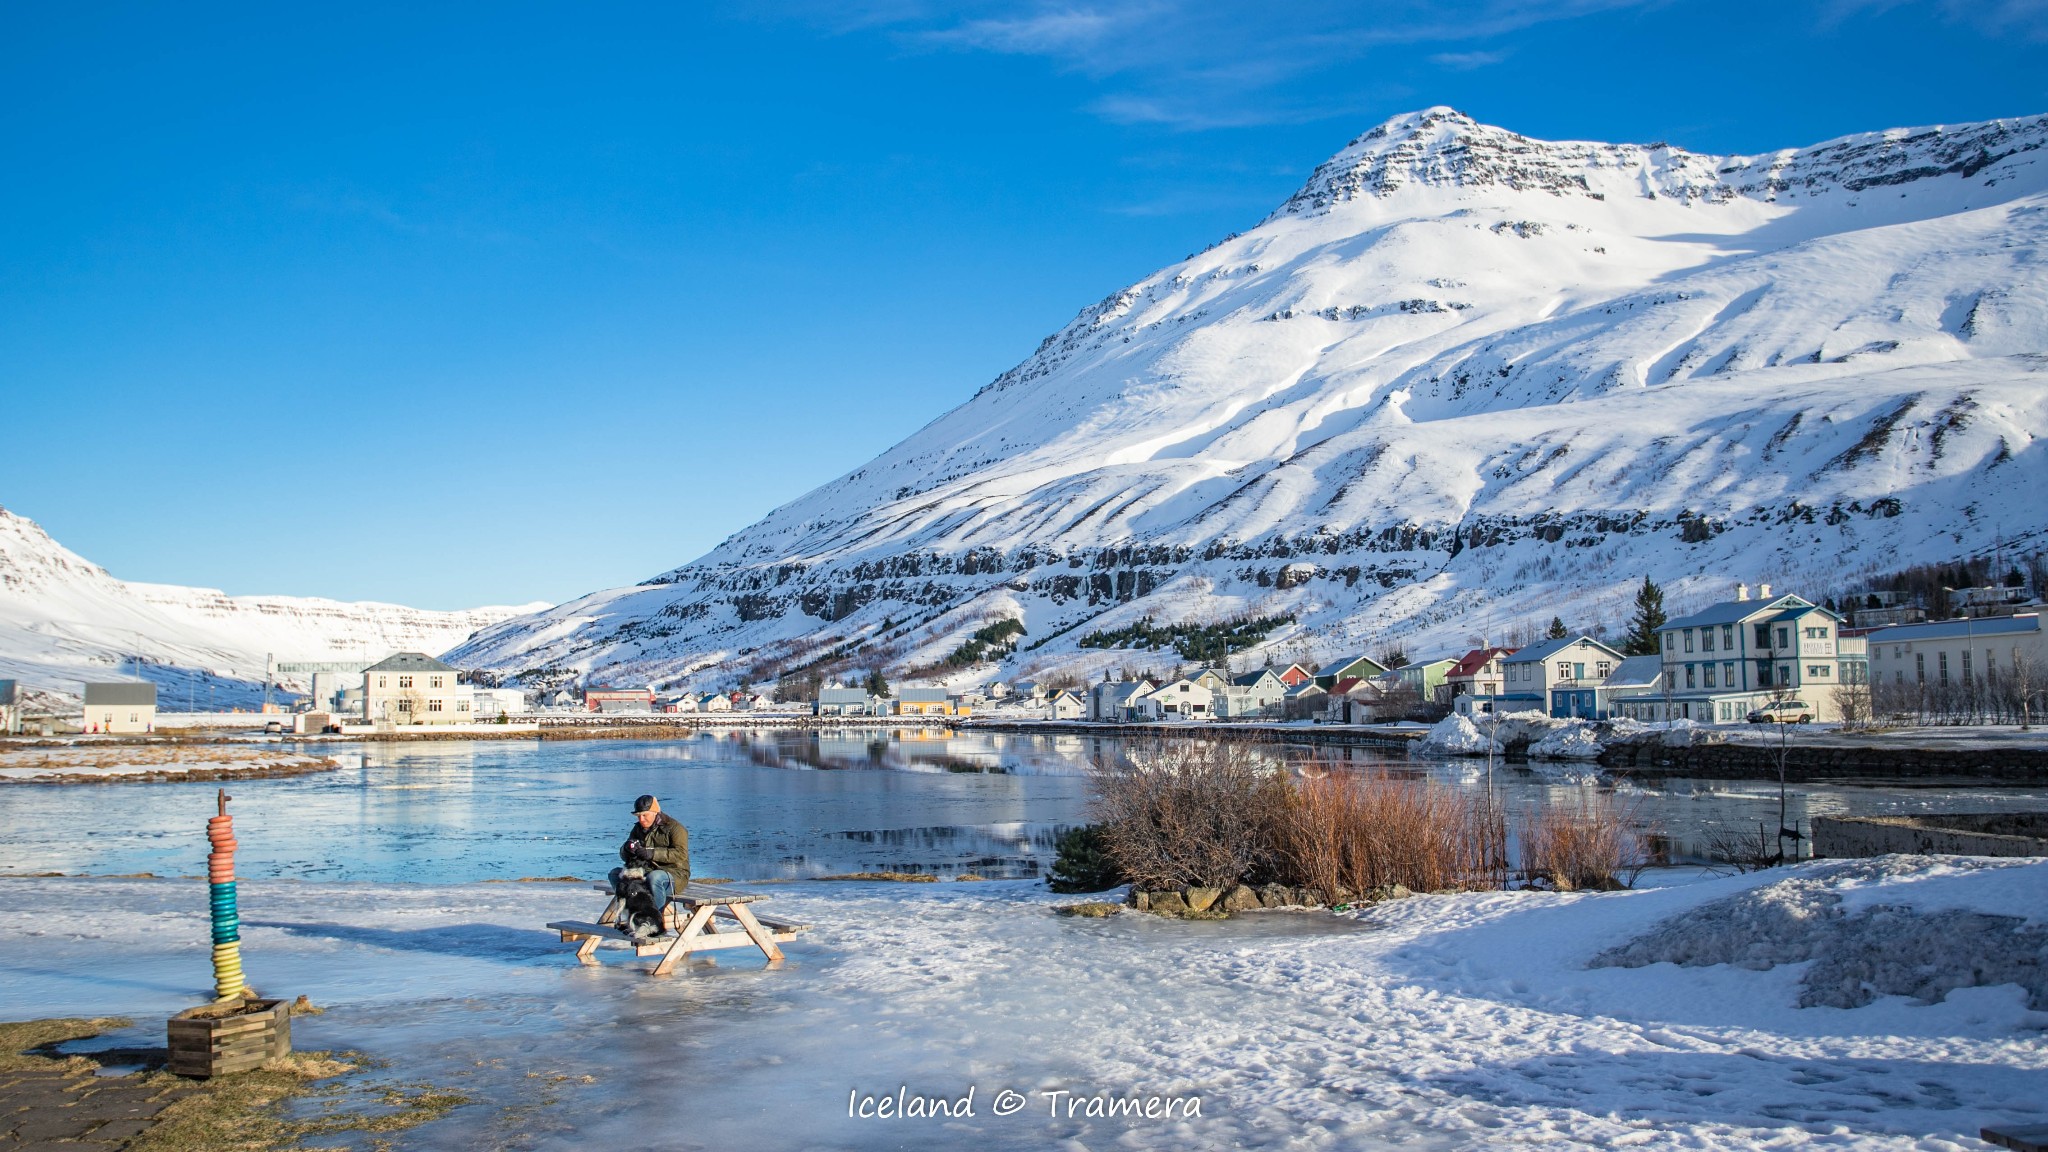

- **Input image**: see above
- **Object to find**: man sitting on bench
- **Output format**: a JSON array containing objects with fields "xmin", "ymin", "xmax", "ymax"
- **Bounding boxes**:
[{"xmin": 609, "ymin": 794, "xmax": 691, "ymax": 939}]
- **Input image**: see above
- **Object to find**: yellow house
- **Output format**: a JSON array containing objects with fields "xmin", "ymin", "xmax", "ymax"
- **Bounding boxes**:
[{"xmin": 891, "ymin": 688, "xmax": 969, "ymax": 717}]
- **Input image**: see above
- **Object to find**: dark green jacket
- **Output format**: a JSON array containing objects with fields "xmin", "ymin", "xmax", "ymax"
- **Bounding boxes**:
[{"xmin": 623, "ymin": 813, "xmax": 691, "ymax": 887}]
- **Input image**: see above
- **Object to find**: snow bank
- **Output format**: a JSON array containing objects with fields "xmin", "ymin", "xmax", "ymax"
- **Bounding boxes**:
[
  {"xmin": 1592, "ymin": 855, "xmax": 2048, "ymax": 1009},
  {"xmin": 1415, "ymin": 713, "xmax": 1495, "ymax": 755},
  {"xmin": 1526, "ymin": 724, "xmax": 1603, "ymax": 761}
]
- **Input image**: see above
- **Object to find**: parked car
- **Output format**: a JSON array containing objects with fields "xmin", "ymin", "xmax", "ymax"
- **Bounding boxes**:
[
  {"xmin": 1746, "ymin": 701, "xmax": 1813, "ymax": 724},
  {"xmin": 263, "ymin": 720, "xmax": 286, "ymax": 734}
]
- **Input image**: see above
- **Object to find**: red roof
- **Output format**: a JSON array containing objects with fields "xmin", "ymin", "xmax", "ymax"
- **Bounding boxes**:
[{"xmin": 1447, "ymin": 647, "xmax": 1516, "ymax": 678}]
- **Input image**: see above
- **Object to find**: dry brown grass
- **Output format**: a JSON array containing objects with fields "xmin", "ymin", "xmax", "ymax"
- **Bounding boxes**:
[
  {"xmin": 1277, "ymin": 771, "xmax": 1507, "ymax": 896},
  {"xmin": 1518, "ymin": 794, "xmax": 1653, "ymax": 891}
]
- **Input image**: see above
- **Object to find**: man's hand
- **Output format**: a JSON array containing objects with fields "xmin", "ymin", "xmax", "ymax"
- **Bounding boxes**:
[{"xmin": 626, "ymin": 842, "xmax": 653, "ymax": 862}]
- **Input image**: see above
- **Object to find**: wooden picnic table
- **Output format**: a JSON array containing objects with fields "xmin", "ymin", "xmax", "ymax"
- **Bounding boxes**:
[{"xmin": 547, "ymin": 881, "xmax": 809, "ymax": 975}]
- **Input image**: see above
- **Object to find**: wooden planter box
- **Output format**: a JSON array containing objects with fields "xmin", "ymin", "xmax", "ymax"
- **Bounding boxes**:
[{"xmin": 166, "ymin": 997, "xmax": 291, "ymax": 1078}]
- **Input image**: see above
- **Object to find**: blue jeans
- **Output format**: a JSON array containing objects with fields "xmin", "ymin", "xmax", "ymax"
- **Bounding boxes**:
[{"xmin": 609, "ymin": 866, "xmax": 674, "ymax": 910}]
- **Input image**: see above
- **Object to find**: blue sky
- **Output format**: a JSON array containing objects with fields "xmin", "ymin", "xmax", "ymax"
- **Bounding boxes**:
[{"xmin": 3, "ymin": 1, "xmax": 2042, "ymax": 608}]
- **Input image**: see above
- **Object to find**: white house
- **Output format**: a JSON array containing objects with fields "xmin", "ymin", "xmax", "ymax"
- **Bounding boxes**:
[
  {"xmin": 1215, "ymin": 668, "xmax": 1286, "ymax": 718},
  {"xmin": 1047, "ymin": 689, "xmax": 1086, "ymax": 720},
  {"xmin": 83, "ymin": 681, "xmax": 156, "ymax": 733},
  {"xmin": 1624, "ymin": 584, "xmax": 1857, "ymax": 723},
  {"xmin": 1498, "ymin": 636, "xmax": 1626, "ymax": 719},
  {"xmin": 815, "ymin": 688, "xmax": 877, "ymax": 716},
  {"xmin": 697, "ymin": 692, "xmax": 732, "ymax": 713},
  {"xmin": 365, "ymin": 652, "xmax": 470, "ymax": 726},
  {"xmin": 472, "ymin": 687, "xmax": 529, "ymax": 717},
  {"xmin": 1138, "ymin": 677, "xmax": 1214, "ymax": 720},
  {"xmin": 1090, "ymin": 678, "xmax": 1154, "ymax": 721},
  {"xmin": 0, "ymin": 679, "xmax": 18, "ymax": 736}
]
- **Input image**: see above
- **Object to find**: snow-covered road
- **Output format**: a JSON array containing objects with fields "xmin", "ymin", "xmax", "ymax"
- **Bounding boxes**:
[{"xmin": 0, "ymin": 861, "xmax": 2041, "ymax": 1150}]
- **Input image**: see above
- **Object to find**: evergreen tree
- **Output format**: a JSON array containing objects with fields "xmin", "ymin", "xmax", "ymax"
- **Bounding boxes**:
[
  {"xmin": 1547, "ymin": 616, "xmax": 1569, "ymax": 640},
  {"xmin": 1621, "ymin": 576, "xmax": 1667, "ymax": 656},
  {"xmin": 864, "ymin": 668, "xmax": 891, "ymax": 698}
]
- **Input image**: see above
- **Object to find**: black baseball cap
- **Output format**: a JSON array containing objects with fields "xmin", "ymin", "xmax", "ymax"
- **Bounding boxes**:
[{"xmin": 632, "ymin": 794, "xmax": 658, "ymax": 813}]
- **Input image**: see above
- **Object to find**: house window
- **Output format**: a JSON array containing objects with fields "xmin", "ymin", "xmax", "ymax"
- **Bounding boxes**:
[
  {"xmin": 1685, "ymin": 665, "xmax": 1696, "ymax": 689},
  {"xmin": 1896, "ymin": 670, "xmax": 1905, "ymax": 684},
  {"xmin": 399, "ymin": 675, "xmax": 414, "ymax": 689},
  {"xmin": 1663, "ymin": 633, "xmax": 1675, "ymax": 652},
  {"xmin": 1759, "ymin": 662, "xmax": 1773, "ymax": 686},
  {"xmin": 1722, "ymin": 625, "xmax": 1735, "ymax": 649},
  {"xmin": 431, "ymin": 676, "xmax": 444, "ymax": 688},
  {"xmin": 1938, "ymin": 652, "xmax": 1949, "ymax": 683},
  {"xmin": 1807, "ymin": 665, "xmax": 1829, "ymax": 678},
  {"xmin": 1755, "ymin": 624, "xmax": 1771, "ymax": 649},
  {"xmin": 1702, "ymin": 630, "xmax": 1715, "ymax": 653},
  {"xmin": 377, "ymin": 676, "xmax": 387, "ymax": 688},
  {"xmin": 1776, "ymin": 627, "xmax": 1790, "ymax": 649},
  {"xmin": 129, "ymin": 712, "xmax": 138, "ymax": 723},
  {"xmin": 429, "ymin": 699, "xmax": 443, "ymax": 712},
  {"xmin": 397, "ymin": 699, "xmax": 412, "ymax": 712},
  {"xmin": 1556, "ymin": 662, "xmax": 1571, "ymax": 681},
  {"xmin": 1684, "ymin": 630, "xmax": 1694, "ymax": 653},
  {"xmin": 1596, "ymin": 661, "xmax": 1610, "ymax": 678},
  {"xmin": 1961, "ymin": 651, "xmax": 1971, "ymax": 684},
  {"xmin": 1778, "ymin": 663, "xmax": 1792, "ymax": 685},
  {"xmin": 1724, "ymin": 661, "xmax": 1736, "ymax": 686},
  {"xmin": 1915, "ymin": 652, "xmax": 1925, "ymax": 682},
  {"xmin": 1703, "ymin": 664, "xmax": 1716, "ymax": 687}
]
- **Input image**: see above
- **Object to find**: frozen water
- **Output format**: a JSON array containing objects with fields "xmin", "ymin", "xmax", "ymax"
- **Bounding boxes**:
[{"xmin": 3, "ymin": 858, "xmax": 2044, "ymax": 1150}]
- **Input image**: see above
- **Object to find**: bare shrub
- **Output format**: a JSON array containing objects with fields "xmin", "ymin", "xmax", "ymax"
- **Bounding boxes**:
[
  {"xmin": 1520, "ymin": 794, "xmax": 1653, "ymax": 890},
  {"xmin": 1087, "ymin": 744, "xmax": 1288, "ymax": 889},
  {"xmin": 1701, "ymin": 821, "xmax": 1784, "ymax": 873},
  {"xmin": 1278, "ymin": 770, "xmax": 1505, "ymax": 896}
]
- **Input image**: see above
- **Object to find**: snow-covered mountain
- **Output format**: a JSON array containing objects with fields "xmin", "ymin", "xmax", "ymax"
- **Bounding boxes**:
[
  {"xmin": 0, "ymin": 506, "xmax": 547, "ymax": 707},
  {"xmin": 452, "ymin": 108, "xmax": 2048, "ymax": 688}
]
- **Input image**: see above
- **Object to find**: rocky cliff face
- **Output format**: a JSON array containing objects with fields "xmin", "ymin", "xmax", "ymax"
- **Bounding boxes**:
[
  {"xmin": 0, "ymin": 506, "xmax": 544, "ymax": 705},
  {"xmin": 449, "ymin": 108, "xmax": 2048, "ymax": 689}
]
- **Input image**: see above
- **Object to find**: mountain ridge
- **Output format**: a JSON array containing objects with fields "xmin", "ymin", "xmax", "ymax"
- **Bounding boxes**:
[
  {"xmin": 449, "ymin": 107, "xmax": 2048, "ymax": 688},
  {"xmin": 0, "ymin": 505, "xmax": 545, "ymax": 706}
]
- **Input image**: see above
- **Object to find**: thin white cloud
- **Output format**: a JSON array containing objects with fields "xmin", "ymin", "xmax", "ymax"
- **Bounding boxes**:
[
  {"xmin": 916, "ymin": 8, "xmax": 1129, "ymax": 56},
  {"xmin": 780, "ymin": 0, "xmax": 1655, "ymax": 128},
  {"xmin": 1428, "ymin": 49, "xmax": 1509, "ymax": 69}
]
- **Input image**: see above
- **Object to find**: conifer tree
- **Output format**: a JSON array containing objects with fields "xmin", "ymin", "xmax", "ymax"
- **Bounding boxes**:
[
  {"xmin": 1622, "ymin": 576, "xmax": 1667, "ymax": 656},
  {"xmin": 1547, "ymin": 616, "xmax": 1569, "ymax": 640}
]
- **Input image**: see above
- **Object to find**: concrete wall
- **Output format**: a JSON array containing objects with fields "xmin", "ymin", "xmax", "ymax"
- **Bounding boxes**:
[{"xmin": 1812, "ymin": 813, "xmax": 2048, "ymax": 858}]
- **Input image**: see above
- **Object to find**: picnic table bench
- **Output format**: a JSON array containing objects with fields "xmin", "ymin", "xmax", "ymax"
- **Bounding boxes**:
[{"xmin": 547, "ymin": 881, "xmax": 809, "ymax": 975}]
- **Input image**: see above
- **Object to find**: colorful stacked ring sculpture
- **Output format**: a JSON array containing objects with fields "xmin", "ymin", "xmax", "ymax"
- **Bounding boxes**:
[{"xmin": 207, "ymin": 790, "xmax": 246, "ymax": 1000}]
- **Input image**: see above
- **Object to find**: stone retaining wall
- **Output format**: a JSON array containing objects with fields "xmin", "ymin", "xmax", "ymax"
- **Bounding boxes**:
[
  {"xmin": 1812, "ymin": 813, "xmax": 2048, "ymax": 858},
  {"xmin": 1596, "ymin": 738, "xmax": 2048, "ymax": 780}
]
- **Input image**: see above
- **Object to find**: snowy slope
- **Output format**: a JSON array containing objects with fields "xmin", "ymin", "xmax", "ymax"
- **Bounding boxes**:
[
  {"xmin": 451, "ymin": 108, "xmax": 2048, "ymax": 688},
  {"xmin": 0, "ymin": 506, "xmax": 546, "ymax": 705}
]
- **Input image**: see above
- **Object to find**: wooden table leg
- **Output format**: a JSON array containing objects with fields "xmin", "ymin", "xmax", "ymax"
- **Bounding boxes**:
[
  {"xmin": 652, "ymin": 904, "xmax": 717, "ymax": 976},
  {"xmin": 728, "ymin": 903, "xmax": 786, "ymax": 963},
  {"xmin": 597, "ymin": 896, "xmax": 622, "ymax": 927},
  {"xmin": 574, "ymin": 934, "xmax": 602, "ymax": 966}
]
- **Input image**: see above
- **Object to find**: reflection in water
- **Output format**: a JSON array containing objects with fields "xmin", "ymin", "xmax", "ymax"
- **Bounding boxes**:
[{"xmin": 0, "ymin": 729, "xmax": 2041, "ymax": 883}]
